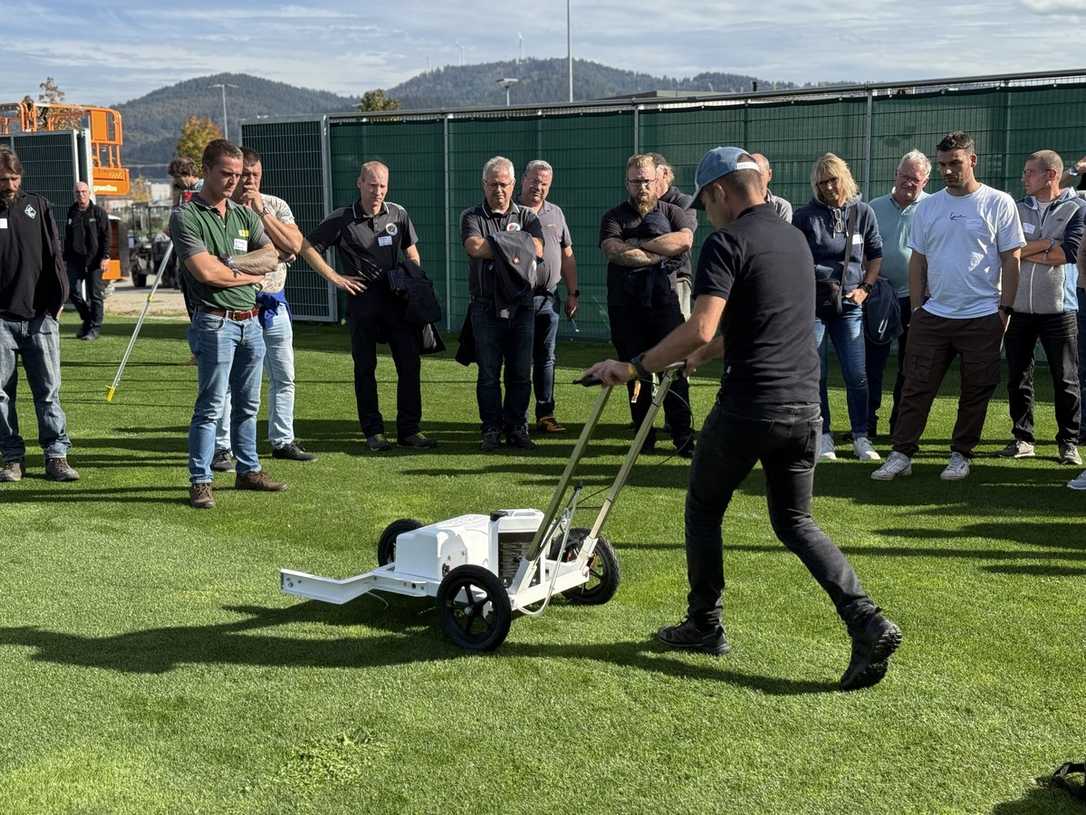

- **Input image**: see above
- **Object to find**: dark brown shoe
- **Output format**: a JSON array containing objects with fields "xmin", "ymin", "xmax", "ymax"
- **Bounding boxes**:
[
  {"xmin": 45, "ymin": 457, "xmax": 80, "ymax": 482},
  {"xmin": 190, "ymin": 483, "xmax": 215, "ymax": 509},
  {"xmin": 0, "ymin": 459, "xmax": 26, "ymax": 482},
  {"xmin": 235, "ymin": 470, "xmax": 287, "ymax": 492},
  {"xmin": 536, "ymin": 416, "xmax": 566, "ymax": 433}
]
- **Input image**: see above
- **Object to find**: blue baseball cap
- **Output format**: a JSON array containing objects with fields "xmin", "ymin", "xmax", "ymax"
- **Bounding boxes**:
[{"xmin": 689, "ymin": 146, "xmax": 760, "ymax": 209}]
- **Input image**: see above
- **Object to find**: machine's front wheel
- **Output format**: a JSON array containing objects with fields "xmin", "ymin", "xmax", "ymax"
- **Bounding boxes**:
[
  {"xmin": 437, "ymin": 565, "xmax": 512, "ymax": 651},
  {"xmin": 376, "ymin": 518, "xmax": 423, "ymax": 566},
  {"xmin": 560, "ymin": 529, "xmax": 621, "ymax": 605}
]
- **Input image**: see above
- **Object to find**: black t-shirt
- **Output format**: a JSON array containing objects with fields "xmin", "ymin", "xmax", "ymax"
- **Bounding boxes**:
[
  {"xmin": 307, "ymin": 200, "xmax": 418, "ymax": 277},
  {"xmin": 599, "ymin": 199, "xmax": 697, "ymax": 286},
  {"xmin": 460, "ymin": 202, "xmax": 544, "ymax": 298},
  {"xmin": 693, "ymin": 203, "xmax": 820, "ymax": 406}
]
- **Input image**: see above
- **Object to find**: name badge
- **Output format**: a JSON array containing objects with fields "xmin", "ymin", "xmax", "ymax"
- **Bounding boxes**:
[
  {"xmin": 233, "ymin": 238, "xmax": 248, "ymax": 253},
  {"xmin": 1022, "ymin": 222, "xmax": 1036, "ymax": 235},
  {"xmin": 0, "ymin": 218, "xmax": 7, "ymax": 230},
  {"xmin": 377, "ymin": 235, "xmax": 393, "ymax": 247},
  {"xmin": 851, "ymin": 233, "xmax": 863, "ymax": 245}
]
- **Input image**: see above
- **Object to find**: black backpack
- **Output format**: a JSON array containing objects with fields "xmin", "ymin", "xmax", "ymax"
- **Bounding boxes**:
[{"xmin": 863, "ymin": 277, "xmax": 903, "ymax": 346}]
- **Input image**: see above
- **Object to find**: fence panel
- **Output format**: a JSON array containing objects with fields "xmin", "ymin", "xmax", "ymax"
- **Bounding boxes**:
[
  {"xmin": 8, "ymin": 131, "xmax": 79, "ymax": 242},
  {"xmin": 240, "ymin": 118, "xmax": 335, "ymax": 321}
]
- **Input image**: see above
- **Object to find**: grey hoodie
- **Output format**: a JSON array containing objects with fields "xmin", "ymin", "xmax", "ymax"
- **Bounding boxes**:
[{"xmin": 1014, "ymin": 187, "xmax": 1084, "ymax": 314}]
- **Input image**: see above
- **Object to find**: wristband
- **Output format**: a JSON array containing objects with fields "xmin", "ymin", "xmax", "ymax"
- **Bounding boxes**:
[
  {"xmin": 570, "ymin": 288, "xmax": 580, "ymax": 297},
  {"xmin": 999, "ymin": 304, "xmax": 1015, "ymax": 316}
]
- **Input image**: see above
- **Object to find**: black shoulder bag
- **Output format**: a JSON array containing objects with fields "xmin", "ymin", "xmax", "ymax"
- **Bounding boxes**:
[{"xmin": 815, "ymin": 207, "xmax": 856, "ymax": 322}]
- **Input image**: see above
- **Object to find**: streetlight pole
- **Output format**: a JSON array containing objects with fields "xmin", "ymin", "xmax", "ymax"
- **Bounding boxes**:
[
  {"xmin": 209, "ymin": 82, "xmax": 238, "ymax": 141},
  {"xmin": 497, "ymin": 78, "xmax": 519, "ymax": 107},
  {"xmin": 567, "ymin": 0, "xmax": 573, "ymax": 102}
]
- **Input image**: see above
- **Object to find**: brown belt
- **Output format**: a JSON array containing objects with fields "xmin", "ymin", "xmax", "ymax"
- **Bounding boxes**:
[{"xmin": 198, "ymin": 306, "xmax": 260, "ymax": 321}]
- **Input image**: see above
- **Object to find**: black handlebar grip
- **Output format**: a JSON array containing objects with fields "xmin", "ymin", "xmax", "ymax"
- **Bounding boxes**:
[{"xmin": 574, "ymin": 375, "xmax": 603, "ymax": 387}]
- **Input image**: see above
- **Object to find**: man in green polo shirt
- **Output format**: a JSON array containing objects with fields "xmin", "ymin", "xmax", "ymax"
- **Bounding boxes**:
[{"xmin": 168, "ymin": 139, "xmax": 286, "ymax": 509}]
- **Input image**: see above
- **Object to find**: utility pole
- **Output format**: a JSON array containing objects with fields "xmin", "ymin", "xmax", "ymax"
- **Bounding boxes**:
[{"xmin": 209, "ymin": 82, "xmax": 238, "ymax": 141}]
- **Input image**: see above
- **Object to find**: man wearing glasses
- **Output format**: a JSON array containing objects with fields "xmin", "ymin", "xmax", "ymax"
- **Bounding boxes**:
[{"xmin": 599, "ymin": 153, "xmax": 696, "ymax": 456}]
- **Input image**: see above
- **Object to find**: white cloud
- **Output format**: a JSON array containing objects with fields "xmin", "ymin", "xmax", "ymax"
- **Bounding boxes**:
[{"xmin": 1020, "ymin": 0, "xmax": 1086, "ymax": 12}]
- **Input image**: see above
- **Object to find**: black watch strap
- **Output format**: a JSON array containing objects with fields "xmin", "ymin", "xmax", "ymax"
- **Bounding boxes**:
[
  {"xmin": 570, "ymin": 288, "xmax": 580, "ymax": 296},
  {"xmin": 629, "ymin": 353, "xmax": 651, "ymax": 380},
  {"xmin": 999, "ymin": 304, "xmax": 1015, "ymax": 315}
]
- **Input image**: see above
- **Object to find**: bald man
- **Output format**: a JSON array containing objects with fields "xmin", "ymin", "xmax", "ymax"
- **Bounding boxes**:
[
  {"xmin": 751, "ymin": 153, "xmax": 793, "ymax": 223},
  {"xmin": 63, "ymin": 181, "xmax": 110, "ymax": 340}
]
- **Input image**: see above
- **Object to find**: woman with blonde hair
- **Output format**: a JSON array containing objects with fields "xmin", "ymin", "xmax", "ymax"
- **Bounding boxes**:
[{"xmin": 793, "ymin": 153, "xmax": 884, "ymax": 462}]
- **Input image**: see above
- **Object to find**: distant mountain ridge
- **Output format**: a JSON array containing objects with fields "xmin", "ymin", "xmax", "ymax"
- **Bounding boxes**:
[{"xmin": 116, "ymin": 61, "xmax": 793, "ymax": 171}]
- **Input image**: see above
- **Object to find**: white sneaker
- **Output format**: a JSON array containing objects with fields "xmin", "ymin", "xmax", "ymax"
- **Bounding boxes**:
[
  {"xmin": 1067, "ymin": 470, "xmax": 1086, "ymax": 490},
  {"xmin": 818, "ymin": 433, "xmax": 837, "ymax": 461},
  {"xmin": 853, "ymin": 436, "xmax": 881, "ymax": 461},
  {"xmin": 940, "ymin": 452, "xmax": 970, "ymax": 480},
  {"xmin": 870, "ymin": 451, "xmax": 912, "ymax": 480}
]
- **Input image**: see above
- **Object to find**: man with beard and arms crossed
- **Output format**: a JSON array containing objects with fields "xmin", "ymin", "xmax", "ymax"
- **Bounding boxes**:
[
  {"xmin": 63, "ymin": 182, "xmax": 110, "ymax": 341},
  {"xmin": 583, "ymin": 146, "xmax": 901, "ymax": 690},
  {"xmin": 0, "ymin": 149, "xmax": 79, "ymax": 483},
  {"xmin": 600, "ymin": 154, "xmax": 694, "ymax": 456},
  {"xmin": 519, "ymin": 160, "xmax": 578, "ymax": 434},
  {"xmin": 872, "ymin": 131, "xmax": 1024, "ymax": 482},
  {"xmin": 170, "ymin": 139, "xmax": 286, "ymax": 509}
]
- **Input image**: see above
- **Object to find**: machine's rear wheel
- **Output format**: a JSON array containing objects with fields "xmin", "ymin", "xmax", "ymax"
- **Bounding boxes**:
[
  {"xmin": 437, "ymin": 565, "xmax": 512, "ymax": 651},
  {"xmin": 376, "ymin": 518, "xmax": 423, "ymax": 566},
  {"xmin": 560, "ymin": 528, "xmax": 621, "ymax": 605}
]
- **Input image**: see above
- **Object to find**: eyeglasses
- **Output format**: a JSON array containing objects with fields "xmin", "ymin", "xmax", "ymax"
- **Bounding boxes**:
[{"xmin": 626, "ymin": 178, "xmax": 655, "ymax": 187}]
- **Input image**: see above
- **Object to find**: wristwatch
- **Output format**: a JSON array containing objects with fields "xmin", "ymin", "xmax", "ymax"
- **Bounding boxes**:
[
  {"xmin": 629, "ymin": 353, "xmax": 652, "ymax": 380},
  {"xmin": 569, "ymin": 288, "xmax": 580, "ymax": 297},
  {"xmin": 859, "ymin": 282, "xmax": 874, "ymax": 294},
  {"xmin": 999, "ymin": 304, "xmax": 1015, "ymax": 316}
]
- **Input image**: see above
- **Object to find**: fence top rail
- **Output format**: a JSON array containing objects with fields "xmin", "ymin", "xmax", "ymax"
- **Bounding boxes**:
[{"xmin": 238, "ymin": 67, "xmax": 1086, "ymax": 130}]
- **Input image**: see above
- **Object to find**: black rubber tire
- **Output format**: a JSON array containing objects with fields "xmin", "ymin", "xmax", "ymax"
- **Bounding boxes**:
[
  {"xmin": 559, "ymin": 528, "xmax": 621, "ymax": 605},
  {"xmin": 437, "ymin": 565, "xmax": 512, "ymax": 651},
  {"xmin": 376, "ymin": 518, "xmax": 423, "ymax": 566}
]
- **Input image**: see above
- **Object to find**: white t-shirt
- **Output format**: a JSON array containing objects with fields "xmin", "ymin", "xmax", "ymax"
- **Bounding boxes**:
[{"xmin": 908, "ymin": 184, "xmax": 1025, "ymax": 319}]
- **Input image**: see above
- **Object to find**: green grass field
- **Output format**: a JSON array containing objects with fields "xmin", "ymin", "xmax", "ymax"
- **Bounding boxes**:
[{"xmin": 1, "ymin": 317, "xmax": 1084, "ymax": 814}]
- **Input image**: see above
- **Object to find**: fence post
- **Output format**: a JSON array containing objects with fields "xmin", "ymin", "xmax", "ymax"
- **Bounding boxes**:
[
  {"xmin": 319, "ymin": 115, "xmax": 337, "ymax": 322},
  {"xmin": 633, "ymin": 105, "xmax": 641, "ymax": 154},
  {"xmin": 863, "ymin": 88, "xmax": 873, "ymax": 200},
  {"xmin": 1002, "ymin": 80, "xmax": 1012, "ymax": 189},
  {"xmin": 444, "ymin": 113, "xmax": 452, "ymax": 331}
]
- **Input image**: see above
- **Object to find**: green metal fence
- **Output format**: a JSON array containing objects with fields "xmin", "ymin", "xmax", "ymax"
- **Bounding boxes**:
[{"xmin": 242, "ymin": 70, "xmax": 1086, "ymax": 336}]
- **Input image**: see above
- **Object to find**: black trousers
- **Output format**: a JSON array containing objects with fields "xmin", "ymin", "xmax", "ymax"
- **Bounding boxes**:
[
  {"xmin": 346, "ymin": 285, "xmax": 422, "ymax": 439},
  {"xmin": 685, "ymin": 400, "xmax": 871, "ymax": 628},
  {"xmin": 606, "ymin": 274, "xmax": 692, "ymax": 443},
  {"xmin": 66, "ymin": 259, "xmax": 104, "ymax": 332},
  {"xmin": 1004, "ymin": 310, "xmax": 1081, "ymax": 445}
]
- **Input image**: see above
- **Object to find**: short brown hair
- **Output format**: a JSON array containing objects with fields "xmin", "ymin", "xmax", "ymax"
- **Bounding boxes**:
[
  {"xmin": 201, "ymin": 139, "xmax": 243, "ymax": 171},
  {"xmin": 0, "ymin": 149, "xmax": 23, "ymax": 176},
  {"xmin": 241, "ymin": 147, "xmax": 262, "ymax": 166},
  {"xmin": 1027, "ymin": 149, "xmax": 1062, "ymax": 175},
  {"xmin": 936, "ymin": 131, "xmax": 975, "ymax": 155},
  {"xmin": 167, "ymin": 157, "xmax": 197, "ymax": 178}
]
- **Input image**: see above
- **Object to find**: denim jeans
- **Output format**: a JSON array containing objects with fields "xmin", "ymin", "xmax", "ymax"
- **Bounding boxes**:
[
  {"xmin": 215, "ymin": 308, "xmax": 296, "ymax": 449},
  {"xmin": 187, "ymin": 312, "xmax": 265, "ymax": 483},
  {"xmin": 1078, "ymin": 288, "xmax": 1086, "ymax": 440},
  {"xmin": 864, "ymin": 296, "xmax": 911, "ymax": 437},
  {"xmin": 0, "ymin": 315, "xmax": 72, "ymax": 461},
  {"xmin": 684, "ymin": 399, "xmax": 870, "ymax": 628},
  {"xmin": 471, "ymin": 298, "xmax": 533, "ymax": 433},
  {"xmin": 532, "ymin": 293, "xmax": 559, "ymax": 420},
  {"xmin": 815, "ymin": 305, "xmax": 869, "ymax": 437}
]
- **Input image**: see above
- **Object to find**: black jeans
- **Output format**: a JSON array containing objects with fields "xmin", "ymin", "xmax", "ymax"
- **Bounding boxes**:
[
  {"xmin": 346, "ymin": 285, "xmax": 422, "ymax": 439},
  {"xmin": 66, "ymin": 259, "xmax": 105, "ymax": 332},
  {"xmin": 865, "ymin": 295, "xmax": 911, "ymax": 437},
  {"xmin": 470, "ymin": 298, "xmax": 534, "ymax": 434},
  {"xmin": 685, "ymin": 399, "xmax": 870, "ymax": 628},
  {"xmin": 1004, "ymin": 310, "xmax": 1081, "ymax": 445},
  {"xmin": 606, "ymin": 273, "xmax": 692, "ymax": 442}
]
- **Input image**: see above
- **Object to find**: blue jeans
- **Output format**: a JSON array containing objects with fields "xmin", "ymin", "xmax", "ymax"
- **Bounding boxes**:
[
  {"xmin": 471, "ymin": 299, "xmax": 534, "ymax": 433},
  {"xmin": 1078, "ymin": 288, "xmax": 1086, "ymax": 441},
  {"xmin": 188, "ymin": 312, "xmax": 266, "ymax": 484},
  {"xmin": 815, "ymin": 305, "xmax": 869, "ymax": 438},
  {"xmin": 0, "ymin": 315, "xmax": 72, "ymax": 461},
  {"xmin": 216, "ymin": 308, "xmax": 296, "ymax": 449},
  {"xmin": 864, "ymin": 296, "xmax": 911, "ymax": 437},
  {"xmin": 532, "ymin": 293, "xmax": 559, "ymax": 420}
]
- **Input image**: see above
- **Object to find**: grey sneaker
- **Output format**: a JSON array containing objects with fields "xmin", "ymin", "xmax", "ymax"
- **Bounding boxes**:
[
  {"xmin": 997, "ymin": 439, "xmax": 1035, "ymax": 459},
  {"xmin": 211, "ymin": 448, "xmax": 233, "ymax": 472},
  {"xmin": 1067, "ymin": 470, "xmax": 1086, "ymax": 490},
  {"xmin": 940, "ymin": 452, "xmax": 970, "ymax": 480},
  {"xmin": 0, "ymin": 459, "xmax": 26, "ymax": 482},
  {"xmin": 44, "ymin": 457, "xmax": 80, "ymax": 482},
  {"xmin": 1058, "ymin": 442, "xmax": 1082, "ymax": 466},
  {"xmin": 871, "ymin": 451, "xmax": 912, "ymax": 481}
]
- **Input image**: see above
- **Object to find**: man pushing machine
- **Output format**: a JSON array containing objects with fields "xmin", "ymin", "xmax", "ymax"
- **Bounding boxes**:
[{"xmin": 582, "ymin": 146, "xmax": 902, "ymax": 690}]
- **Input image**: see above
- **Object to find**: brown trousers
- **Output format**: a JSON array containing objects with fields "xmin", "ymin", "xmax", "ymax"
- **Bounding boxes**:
[{"xmin": 891, "ymin": 309, "xmax": 1003, "ymax": 458}]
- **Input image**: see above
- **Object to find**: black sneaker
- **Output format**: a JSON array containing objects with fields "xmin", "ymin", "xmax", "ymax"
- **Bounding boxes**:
[
  {"xmin": 480, "ymin": 430, "xmax": 502, "ymax": 452},
  {"xmin": 674, "ymin": 434, "xmax": 695, "ymax": 459},
  {"xmin": 398, "ymin": 432, "xmax": 438, "ymax": 449},
  {"xmin": 365, "ymin": 433, "xmax": 392, "ymax": 452},
  {"xmin": 211, "ymin": 448, "xmax": 233, "ymax": 472},
  {"xmin": 506, "ymin": 427, "xmax": 536, "ymax": 450},
  {"xmin": 840, "ymin": 610, "xmax": 902, "ymax": 691},
  {"xmin": 272, "ymin": 441, "xmax": 318, "ymax": 462},
  {"xmin": 656, "ymin": 617, "xmax": 730, "ymax": 656}
]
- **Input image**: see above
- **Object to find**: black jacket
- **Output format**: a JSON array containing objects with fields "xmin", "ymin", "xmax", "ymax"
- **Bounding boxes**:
[
  {"xmin": 484, "ymin": 231, "xmax": 537, "ymax": 316},
  {"xmin": 63, "ymin": 201, "xmax": 110, "ymax": 266},
  {"xmin": 0, "ymin": 190, "xmax": 68, "ymax": 319}
]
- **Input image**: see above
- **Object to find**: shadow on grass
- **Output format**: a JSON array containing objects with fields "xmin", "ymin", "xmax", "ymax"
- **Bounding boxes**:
[
  {"xmin": 992, "ymin": 782, "xmax": 1084, "ymax": 815},
  {"xmin": 0, "ymin": 485, "xmax": 189, "ymax": 506},
  {"xmin": 0, "ymin": 600, "xmax": 836, "ymax": 695}
]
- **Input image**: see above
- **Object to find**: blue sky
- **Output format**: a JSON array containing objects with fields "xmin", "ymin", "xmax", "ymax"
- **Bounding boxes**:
[{"xmin": 3, "ymin": 0, "xmax": 1085, "ymax": 105}]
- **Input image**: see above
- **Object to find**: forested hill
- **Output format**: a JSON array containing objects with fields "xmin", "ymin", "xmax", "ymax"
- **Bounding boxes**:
[{"xmin": 116, "ymin": 62, "xmax": 791, "ymax": 170}]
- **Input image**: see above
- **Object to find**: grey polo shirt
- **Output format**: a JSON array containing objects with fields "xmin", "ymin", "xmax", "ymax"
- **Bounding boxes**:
[
  {"xmin": 460, "ymin": 201, "xmax": 544, "ymax": 299},
  {"xmin": 520, "ymin": 198, "xmax": 571, "ymax": 293},
  {"xmin": 307, "ymin": 200, "xmax": 418, "ymax": 276}
]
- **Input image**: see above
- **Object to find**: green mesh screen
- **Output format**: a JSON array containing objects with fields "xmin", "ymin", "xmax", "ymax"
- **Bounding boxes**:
[
  {"xmin": 239, "ymin": 119, "xmax": 335, "ymax": 321},
  {"xmin": 9, "ymin": 131, "xmax": 79, "ymax": 242}
]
